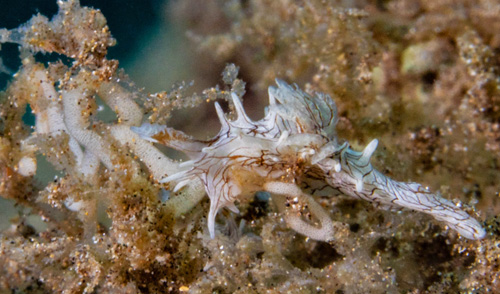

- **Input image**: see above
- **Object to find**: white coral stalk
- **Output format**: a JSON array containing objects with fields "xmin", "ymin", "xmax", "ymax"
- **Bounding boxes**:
[
  {"xmin": 29, "ymin": 68, "xmax": 98, "ymax": 177},
  {"xmin": 62, "ymin": 88, "xmax": 114, "ymax": 170},
  {"xmin": 264, "ymin": 181, "xmax": 337, "ymax": 242},
  {"xmin": 97, "ymin": 82, "xmax": 143, "ymax": 126}
]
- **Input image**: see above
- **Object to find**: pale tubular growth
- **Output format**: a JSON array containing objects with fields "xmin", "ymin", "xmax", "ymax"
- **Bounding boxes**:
[
  {"xmin": 103, "ymin": 82, "xmax": 208, "ymax": 217},
  {"xmin": 55, "ymin": 75, "xmax": 176, "ymax": 180},
  {"xmin": 62, "ymin": 87, "xmax": 114, "ymax": 170},
  {"xmin": 23, "ymin": 63, "xmax": 183, "ymax": 185},
  {"xmin": 132, "ymin": 80, "xmax": 486, "ymax": 241},
  {"xmin": 110, "ymin": 126, "xmax": 171, "ymax": 179},
  {"xmin": 0, "ymin": 0, "xmax": 123, "ymax": 179},
  {"xmin": 97, "ymin": 82, "xmax": 143, "ymax": 126},
  {"xmin": 97, "ymin": 81, "xmax": 178, "ymax": 180},
  {"xmin": 110, "ymin": 125, "xmax": 206, "ymax": 217},
  {"xmin": 32, "ymin": 66, "xmax": 206, "ymax": 216},
  {"xmin": 264, "ymin": 181, "xmax": 337, "ymax": 242},
  {"xmin": 30, "ymin": 64, "xmax": 205, "ymax": 216},
  {"xmin": 22, "ymin": 67, "xmax": 99, "ymax": 177}
]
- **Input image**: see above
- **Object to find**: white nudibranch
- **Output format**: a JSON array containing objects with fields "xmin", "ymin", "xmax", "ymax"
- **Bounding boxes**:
[{"xmin": 132, "ymin": 80, "xmax": 486, "ymax": 241}]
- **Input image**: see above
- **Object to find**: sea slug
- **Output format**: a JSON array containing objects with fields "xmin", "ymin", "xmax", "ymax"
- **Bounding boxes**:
[{"xmin": 132, "ymin": 80, "xmax": 486, "ymax": 241}]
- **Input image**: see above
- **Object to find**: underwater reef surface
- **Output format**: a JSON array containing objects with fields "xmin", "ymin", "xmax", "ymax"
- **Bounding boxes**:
[{"xmin": 0, "ymin": 0, "xmax": 499, "ymax": 293}]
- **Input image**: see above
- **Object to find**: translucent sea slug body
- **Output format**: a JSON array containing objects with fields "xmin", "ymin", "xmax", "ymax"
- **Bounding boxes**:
[{"xmin": 132, "ymin": 80, "xmax": 486, "ymax": 240}]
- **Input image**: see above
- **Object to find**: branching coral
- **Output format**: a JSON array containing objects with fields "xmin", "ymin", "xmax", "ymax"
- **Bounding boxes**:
[{"xmin": 0, "ymin": 1, "xmax": 207, "ymax": 292}]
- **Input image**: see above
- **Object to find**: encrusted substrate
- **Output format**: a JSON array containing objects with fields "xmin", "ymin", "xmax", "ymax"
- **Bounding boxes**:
[{"xmin": 0, "ymin": 0, "xmax": 499, "ymax": 293}]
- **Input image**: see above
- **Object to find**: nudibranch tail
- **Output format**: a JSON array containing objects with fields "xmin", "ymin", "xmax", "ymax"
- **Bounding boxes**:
[
  {"xmin": 370, "ymin": 176, "xmax": 487, "ymax": 240},
  {"xmin": 317, "ymin": 141, "xmax": 486, "ymax": 240}
]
